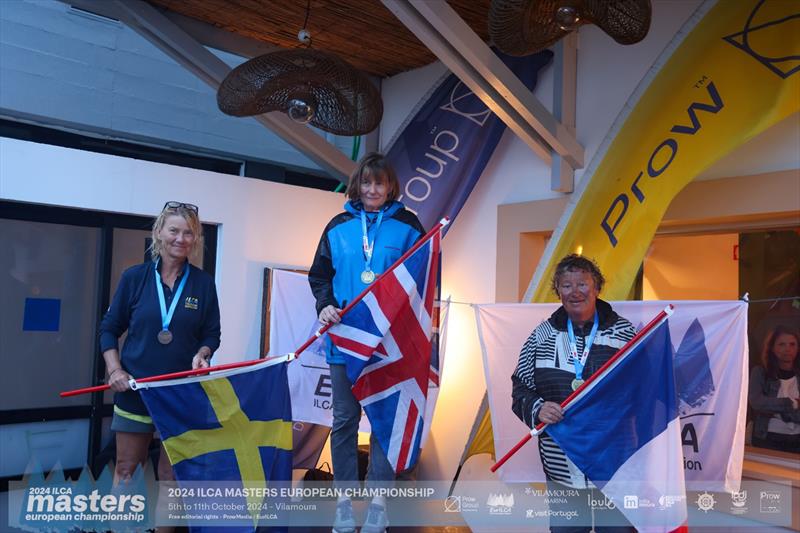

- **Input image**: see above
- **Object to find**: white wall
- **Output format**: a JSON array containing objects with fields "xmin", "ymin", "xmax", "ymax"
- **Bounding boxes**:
[
  {"xmin": 643, "ymin": 233, "xmax": 740, "ymax": 301},
  {"xmin": 0, "ymin": 137, "xmax": 344, "ymax": 362},
  {"xmin": 379, "ymin": 0, "xmax": 799, "ymax": 482}
]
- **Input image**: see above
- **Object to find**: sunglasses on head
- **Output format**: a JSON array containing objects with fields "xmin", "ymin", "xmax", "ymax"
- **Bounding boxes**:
[{"xmin": 163, "ymin": 201, "xmax": 199, "ymax": 214}]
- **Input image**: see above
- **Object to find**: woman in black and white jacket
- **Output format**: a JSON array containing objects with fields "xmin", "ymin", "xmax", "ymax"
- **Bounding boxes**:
[
  {"xmin": 511, "ymin": 254, "xmax": 636, "ymax": 532},
  {"xmin": 749, "ymin": 325, "xmax": 800, "ymax": 453}
]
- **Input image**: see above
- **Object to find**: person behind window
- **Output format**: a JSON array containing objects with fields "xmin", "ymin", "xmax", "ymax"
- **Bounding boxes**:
[
  {"xmin": 749, "ymin": 325, "xmax": 800, "ymax": 453},
  {"xmin": 511, "ymin": 254, "xmax": 637, "ymax": 532},
  {"xmin": 99, "ymin": 202, "xmax": 221, "ymax": 510},
  {"xmin": 308, "ymin": 152, "xmax": 424, "ymax": 533}
]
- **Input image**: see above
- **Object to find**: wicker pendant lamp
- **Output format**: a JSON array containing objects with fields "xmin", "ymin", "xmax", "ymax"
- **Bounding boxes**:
[
  {"xmin": 489, "ymin": 0, "xmax": 652, "ymax": 56},
  {"xmin": 217, "ymin": 2, "xmax": 382, "ymax": 136},
  {"xmin": 217, "ymin": 48, "xmax": 382, "ymax": 136}
]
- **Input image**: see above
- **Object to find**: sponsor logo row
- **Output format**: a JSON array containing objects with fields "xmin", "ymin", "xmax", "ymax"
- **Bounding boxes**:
[{"xmin": 444, "ymin": 489, "xmax": 785, "ymax": 516}]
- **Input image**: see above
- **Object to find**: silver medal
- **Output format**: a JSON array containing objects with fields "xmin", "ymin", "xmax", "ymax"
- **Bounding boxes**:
[{"xmin": 571, "ymin": 378, "xmax": 585, "ymax": 391}]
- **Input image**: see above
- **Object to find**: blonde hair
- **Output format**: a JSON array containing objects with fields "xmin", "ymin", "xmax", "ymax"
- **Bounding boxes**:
[
  {"xmin": 150, "ymin": 206, "xmax": 203, "ymax": 262},
  {"xmin": 345, "ymin": 152, "xmax": 400, "ymax": 203}
]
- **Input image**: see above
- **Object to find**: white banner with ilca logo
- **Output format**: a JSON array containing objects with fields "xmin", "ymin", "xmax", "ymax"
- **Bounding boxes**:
[
  {"xmin": 475, "ymin": 300, "xmax": 748, "ymax": 491},
  {"xmin": 268, "ymin": 268, "xmax": 448, "ymax": 444}
]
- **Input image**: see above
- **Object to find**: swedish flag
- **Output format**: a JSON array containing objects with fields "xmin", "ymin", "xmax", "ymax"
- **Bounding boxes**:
[{"xmin": 139, "ymin": 358, "xmax": 293, "ymax": 530}]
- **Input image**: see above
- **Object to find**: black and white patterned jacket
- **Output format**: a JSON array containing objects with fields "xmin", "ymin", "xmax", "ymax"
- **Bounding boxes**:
[{"xmin": 511, "ymin": 299, "xmax": 635, "ymax": 488}]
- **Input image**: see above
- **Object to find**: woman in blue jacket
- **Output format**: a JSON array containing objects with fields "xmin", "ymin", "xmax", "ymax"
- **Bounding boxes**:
[
  {"xmin": 100, "ymin": 202, "xmax": 221, "ymax": 493},
  {"xmin": 309, "ymin": 153, "xmax": 424, "ymax": 533}
]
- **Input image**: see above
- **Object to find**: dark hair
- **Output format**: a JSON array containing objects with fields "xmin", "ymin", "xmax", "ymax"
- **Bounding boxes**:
[
  {"xmin": 551, "ymin": 254, "xmax": 605, "ymax": 296},
  {"xmin": 762, "ymin": 325, "xmax": 800, "ymax": 378},
  {"xmin": 345, "ymin": 152, "xmax": 400, "ymax": 203}
]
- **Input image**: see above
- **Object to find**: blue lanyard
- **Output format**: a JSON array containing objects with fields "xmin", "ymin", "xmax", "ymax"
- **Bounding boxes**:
[
  {"xmin": 154, "ymin": 259, "xmax": 190, "ymax": 332},
  {"xmin": 360, "ymin": 208, "xmax": 384, "ymax": 274},
  {"xmin": 567, "ymin": 311, "xmax": 599, "ymax": 381}
]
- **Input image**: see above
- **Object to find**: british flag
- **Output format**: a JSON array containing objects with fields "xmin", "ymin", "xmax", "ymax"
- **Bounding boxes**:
[{"xmin": 327, "ymin": 227, "xmax": 442, "ymax": 473}]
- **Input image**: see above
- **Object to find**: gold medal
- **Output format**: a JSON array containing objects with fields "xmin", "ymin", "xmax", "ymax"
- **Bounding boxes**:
[
  {"xmin": 571, "ymin": 378, "xmax": 584, "ymax": 391},
  {"xmin": 360, "ymin": 270, "xmax": 376, "ymax": 284}
]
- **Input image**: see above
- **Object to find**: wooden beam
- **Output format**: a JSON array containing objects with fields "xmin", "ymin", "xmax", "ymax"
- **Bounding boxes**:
[
  {"xmin": 551, "ymin": 154, "xmax": 575, "ymax": 193},
  {"xmin": 551, "ymin": 33, "xmax": 578, "ymax": 192},
  {"xmin": 383, "ymin": 0, "xmax": 585, "ymax": 169}
]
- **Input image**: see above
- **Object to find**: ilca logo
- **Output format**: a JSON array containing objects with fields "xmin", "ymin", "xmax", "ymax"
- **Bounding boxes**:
[
  {"xmin": 673, "ymin": 319, "xmax": 716, "ymax": 417},
  {"xmin": 722, "ymin": 0, "xmax": 800, "ymax": 79},
  {"xmin": 671, "ymin": 319, "xmax": 716, "ymax": 472},
  {"xmin": 630, "ymin": 318, "xmax": 718, "ymax": 470},
  {"xmin": 486, "ymin": 493, "xmax": 514, "ymax": 515}
]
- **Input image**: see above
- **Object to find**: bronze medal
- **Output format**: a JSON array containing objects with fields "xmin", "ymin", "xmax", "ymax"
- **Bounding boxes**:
[{"xmin": 157, "ymin": 329, "xmax": 173, "ymax": 345}]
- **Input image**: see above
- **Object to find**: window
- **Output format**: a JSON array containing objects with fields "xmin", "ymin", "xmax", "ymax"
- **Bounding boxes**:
[{"xmin": 643, "ymin": 228, "xmax": 800, "ymax": 456}]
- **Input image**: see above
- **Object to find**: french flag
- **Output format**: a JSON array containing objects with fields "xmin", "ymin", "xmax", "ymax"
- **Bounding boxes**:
[{"xmin": 546, "ymin": 319, "xmax": 688, "ymax": 533}]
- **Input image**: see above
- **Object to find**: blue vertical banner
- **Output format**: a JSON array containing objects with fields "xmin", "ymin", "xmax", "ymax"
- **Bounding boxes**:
[{"xmin": 386, "ymin": 50, "xmax": 553, "ymax": 232}]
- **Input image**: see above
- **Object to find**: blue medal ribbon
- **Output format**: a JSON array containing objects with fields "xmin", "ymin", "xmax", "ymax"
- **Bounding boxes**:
[
  {"xmin": 154, "ymin": 259, "xmax": 190, "ymax": 334},
  {"xmin": 567, "ymin": 311, "xmax": 599, "ymax": 381},
  {"xmin": 360, "ymin": 208, "xmax": 384, "ymax": 276}
]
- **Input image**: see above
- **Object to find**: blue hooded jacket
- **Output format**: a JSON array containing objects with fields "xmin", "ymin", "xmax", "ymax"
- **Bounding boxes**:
[{"xmin": 309, "ymin": 200, "xmax": 424, "ymax": 364}]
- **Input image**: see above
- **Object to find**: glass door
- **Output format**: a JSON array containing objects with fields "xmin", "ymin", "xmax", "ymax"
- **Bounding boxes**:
[{"xmin": 0, "ymin": 218, "xmax": 100, "ymax": 476}]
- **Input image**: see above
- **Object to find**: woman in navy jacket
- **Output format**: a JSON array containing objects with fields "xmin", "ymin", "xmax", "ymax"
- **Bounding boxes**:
[
  {"xmin": 309, "ymin": 153, "xmax": 423, "ymax": 533},
  {"xmin": 100, "ymin": 202, "xmax": 221, "ymax": 489}
]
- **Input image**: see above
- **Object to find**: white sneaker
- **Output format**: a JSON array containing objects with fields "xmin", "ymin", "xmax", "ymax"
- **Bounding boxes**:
[
  {"xmin": 361, "ymin": 502, "xmax": 389, "ymax": 533},
  {"xmin": 332, "ymin": 498, "xmax": 356, "ymax": 533}
]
